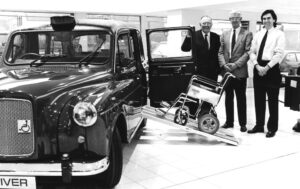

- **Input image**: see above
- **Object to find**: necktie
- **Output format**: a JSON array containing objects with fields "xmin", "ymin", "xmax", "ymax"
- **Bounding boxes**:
[
  {"xmin": 257, "ymin": 30, "xmax": 268, "ymax": 61},
  {"xmin": 204, "ymin": 34, "xmax": 209, "ymax": 50},
  {"xmin": 231, "ymin": 29, "xmax": 236, "ymax": 53}
]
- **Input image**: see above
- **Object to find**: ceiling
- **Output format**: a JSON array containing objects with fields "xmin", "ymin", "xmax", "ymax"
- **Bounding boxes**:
[
  {"xmin": 0, "ymin": 0, "xmax": 242, "ymax": 14},
  {"xmin": 188, "ymin": 0, "xmax": 300, "ymax": 15},
  {"xmin": 1, "ymin": 0, "xmax": 300, "ymax": 16}
]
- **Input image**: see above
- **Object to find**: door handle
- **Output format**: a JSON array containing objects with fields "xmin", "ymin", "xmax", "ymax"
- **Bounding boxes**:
[{"xmin": 174, "ymin": 67, "xmax": 182, "ymax": 74}]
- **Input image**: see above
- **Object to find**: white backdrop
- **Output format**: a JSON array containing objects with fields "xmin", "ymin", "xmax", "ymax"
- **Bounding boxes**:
[{"xmin": 0, "ymin": 0, "xmax": 245, "ymax": 14}]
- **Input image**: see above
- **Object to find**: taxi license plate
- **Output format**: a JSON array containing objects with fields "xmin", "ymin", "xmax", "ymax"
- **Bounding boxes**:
[{"xmin": 0, "ymin": 176, "xmax": 36, "ymax": 189}]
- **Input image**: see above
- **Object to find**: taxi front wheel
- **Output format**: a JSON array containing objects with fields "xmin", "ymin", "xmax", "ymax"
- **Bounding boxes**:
[{"xmin": 95, "ymin": 128, "xmax": 122, "ymax": 188}]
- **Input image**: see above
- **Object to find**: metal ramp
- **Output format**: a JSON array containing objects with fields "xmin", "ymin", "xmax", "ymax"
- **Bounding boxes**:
[{"xmin": 142, "ymin": 106, "xmax": 239, "ymax": 146}]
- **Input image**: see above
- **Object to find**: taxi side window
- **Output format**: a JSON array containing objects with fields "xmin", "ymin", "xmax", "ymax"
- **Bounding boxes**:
[
  {"xmin": 7, "ymin": 34, "xmax": 26, "ymax": 62},
  {"xmin": 116, "ymin": 32, "xmax": 137, "ymax": 71}
]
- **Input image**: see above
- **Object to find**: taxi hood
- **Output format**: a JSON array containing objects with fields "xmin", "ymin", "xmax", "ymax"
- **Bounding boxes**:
[{"xmin": 0, "ymin": 67, "xmax": 112, "ymax": 99}]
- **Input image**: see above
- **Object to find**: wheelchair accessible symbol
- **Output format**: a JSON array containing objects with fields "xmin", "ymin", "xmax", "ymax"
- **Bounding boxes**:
[{"xmin": 17, "ymin": 120, "xmax": 31, "ymax": 133}]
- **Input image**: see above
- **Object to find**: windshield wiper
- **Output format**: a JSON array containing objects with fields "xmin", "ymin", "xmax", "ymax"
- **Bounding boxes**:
[
  {"xmin": 30, "ymin": 54, "xmax": 67, "ymax": 67},
  {"xmin": 78, "ymin": 39, "xmax": 106, "ymax": 68}
]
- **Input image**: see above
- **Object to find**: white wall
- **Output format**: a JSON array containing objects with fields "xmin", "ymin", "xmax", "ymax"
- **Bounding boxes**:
[
  {"xmin": 173, "ymin": 8, "xmax": 300, "ymax": 34},
  {"xmin": 165, "ymin": 10, "xmax": 183, "ymax": 27}
]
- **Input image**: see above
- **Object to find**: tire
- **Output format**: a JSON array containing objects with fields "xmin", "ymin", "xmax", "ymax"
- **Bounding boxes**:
[
  {"xmin": 96, "ymin": 128, "xmax": 123, "ymax": 188},
  {"xmin": 198, "ymin": 113, "xmax": 219, "ymax": 134},
  {"xmin": 174, "ymin": 107, "xmax": 189, "ymax": 126}
]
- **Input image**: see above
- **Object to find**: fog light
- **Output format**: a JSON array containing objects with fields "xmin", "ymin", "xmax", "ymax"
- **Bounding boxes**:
[{"xmin": 78, "ymin": 136, "xmax": 85, "ymax": 143}]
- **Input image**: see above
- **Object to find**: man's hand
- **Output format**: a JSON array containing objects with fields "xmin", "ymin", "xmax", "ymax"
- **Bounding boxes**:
[
  {"xmin": 223, "ymin": 64, "xmax": 232, "ymax": 72},
  {"xmin": 261, "ymin": 65, "xmax": 270, "ymax": 75},
  {"xmin": 255, "ymin": 65, "xmax": 264, "ymax": 76},
  {"xmin": 227, "ymin": 63, "xmax": 237, "ymax": 71},
  {"xmin": 255, "ymin": 64, "xmax": 270, "ymax": 76}
]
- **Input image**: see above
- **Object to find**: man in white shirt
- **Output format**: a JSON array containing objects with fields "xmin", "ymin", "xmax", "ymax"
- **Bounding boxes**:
[
  {"xmin": 218, "ymin": 11, "xmax": 253, "ymax": 132},
  {"xmin": 248, "ymin": 9, "xmax": 285, "ymax": 138}
]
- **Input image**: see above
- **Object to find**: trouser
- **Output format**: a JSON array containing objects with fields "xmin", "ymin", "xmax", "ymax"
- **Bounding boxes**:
[
  {"xmin": 254, "ymin": 84, "xmax": 279, "ymax": 132},
  {"xmin": 253, "ymin": 61, "xmax": 281, "ymax": 132},
  {"xmin": 225, "ymin": 77, "xmax": 247, "ymax": 127}
]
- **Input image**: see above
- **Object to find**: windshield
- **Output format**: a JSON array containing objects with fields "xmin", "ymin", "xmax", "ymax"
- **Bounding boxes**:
[{"xmin": 5, "ymin": 30, "xmax": 111, "ymax": 65}]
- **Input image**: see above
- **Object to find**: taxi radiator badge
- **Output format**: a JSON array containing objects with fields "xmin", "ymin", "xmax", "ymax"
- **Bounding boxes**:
[{"xmin": 17, "ymin": 120, "xmax": 31, "ymax": 133}]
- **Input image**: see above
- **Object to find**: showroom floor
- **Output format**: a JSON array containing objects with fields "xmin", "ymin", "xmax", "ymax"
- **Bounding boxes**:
[{"xmin": 116, "ymin": 88, "xmax": 300, "ymax": 189}]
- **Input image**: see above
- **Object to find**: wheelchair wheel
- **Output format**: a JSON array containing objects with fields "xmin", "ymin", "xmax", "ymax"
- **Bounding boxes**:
[
  {"xmin": 198, "ymin": 113, "xmax": 219, "ymax": 134},
  {"xmin": 174, "ymin": 107, "xmax": 189, "ymax": 126}
]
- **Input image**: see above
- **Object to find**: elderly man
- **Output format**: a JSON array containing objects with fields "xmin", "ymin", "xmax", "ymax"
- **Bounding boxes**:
[
  {"xmin": 218, "ymin": 11, "xmax": 253, "ymax": 132},
  {"xmin": 182, "ymin": 16, "xmax": 221, "ymax": 81}
]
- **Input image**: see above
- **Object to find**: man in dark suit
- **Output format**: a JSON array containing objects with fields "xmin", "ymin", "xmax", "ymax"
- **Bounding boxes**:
[
  {"xmin": 182, "ymin": 16, "xmax": 221, "ymax": 81},
  {"xmin": 218, "ymin": 11, "xmax": 253, "ymax": 132},
  {"xmin": 181, "ymin": 16, "xmax": 221, "ymax": 116}
]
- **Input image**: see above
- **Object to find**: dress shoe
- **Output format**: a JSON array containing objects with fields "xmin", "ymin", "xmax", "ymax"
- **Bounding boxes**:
[
  {"xmin": 221, "ymin": 123, "xmax": 233, "ymax": 129},
  {"xmin": 266, "ymin": 131, "xmax": 276, "ymax": 138},
  {"xmin": 247, "ymin": 126, "xmax": 264, "ymax": 134},
  {"xmin": 240, "ymin": 125, "xmax": 247, "ymax": 132}
]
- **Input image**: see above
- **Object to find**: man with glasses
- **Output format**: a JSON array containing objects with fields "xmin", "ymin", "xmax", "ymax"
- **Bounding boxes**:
[
  {"xmin": 182, "ymin": 16, "xmax": 221, "ymax": 81},
  {"xmin": 248, "ymin": 9, "xmax": 285, "ymax": 138},
  {"xmin": 218, "ymin": 11, "xmax": 253, "ymax": 132}
]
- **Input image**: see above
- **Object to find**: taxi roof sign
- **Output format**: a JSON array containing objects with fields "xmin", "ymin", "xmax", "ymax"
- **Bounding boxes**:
[{"xmin": 50, "ymin": 16, "xmax": 76, "ymax": 31}]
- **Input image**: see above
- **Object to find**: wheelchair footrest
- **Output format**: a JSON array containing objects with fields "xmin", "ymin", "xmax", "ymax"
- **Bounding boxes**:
[{"xmin": 160, "ymin": 101, "xmax": 171, "ymax": 108}]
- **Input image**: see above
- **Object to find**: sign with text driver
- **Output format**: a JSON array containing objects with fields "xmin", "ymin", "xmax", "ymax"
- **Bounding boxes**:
[{"xmin": 0, "ymin": 176, "xmax": 36, "ymax": 189}]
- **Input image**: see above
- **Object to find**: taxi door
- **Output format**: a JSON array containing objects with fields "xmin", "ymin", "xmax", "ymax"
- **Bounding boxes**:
[{"xmin": 146, "ymin": 26, "xmax": 195, "ymax": 107}]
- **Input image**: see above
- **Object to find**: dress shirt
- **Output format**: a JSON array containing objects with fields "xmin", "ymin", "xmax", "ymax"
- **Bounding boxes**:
[
  {"xmin": 250, "ymin": 27, "xmax": 285, "ymax": 68},
  {"xmin": 202, "ymin": 31, "xmax": 210, "ymax": 49},
  {"xmin": 229, "ymin": 27, "xmax": 241, "ymax": 58}
]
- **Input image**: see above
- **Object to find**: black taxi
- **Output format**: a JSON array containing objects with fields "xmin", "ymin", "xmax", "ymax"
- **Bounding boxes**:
[{"xmin": 0, "ymin": 16, "xmax": 195, "ymax": 188}]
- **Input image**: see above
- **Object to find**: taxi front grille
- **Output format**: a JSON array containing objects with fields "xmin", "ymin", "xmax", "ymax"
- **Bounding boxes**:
[{"xmin": 0, "ymin": 98, "xmax": 35, "ymax": 157}]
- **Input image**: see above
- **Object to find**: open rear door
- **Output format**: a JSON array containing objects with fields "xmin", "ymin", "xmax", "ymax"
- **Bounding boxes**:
[{"xmin": 146, "ymin": 26, "xmax": 195, "ymax": 107}]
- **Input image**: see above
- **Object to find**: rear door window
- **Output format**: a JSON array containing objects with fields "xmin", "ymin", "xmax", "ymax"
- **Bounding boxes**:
[{"xmin": 148, "ymin": 29, "xmax": 192, "ymax": 62}]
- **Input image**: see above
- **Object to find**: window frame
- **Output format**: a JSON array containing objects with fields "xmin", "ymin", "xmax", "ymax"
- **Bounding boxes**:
[{"xmin": 116, "ymin": 30, "xmax": 139, "ymax": 73}]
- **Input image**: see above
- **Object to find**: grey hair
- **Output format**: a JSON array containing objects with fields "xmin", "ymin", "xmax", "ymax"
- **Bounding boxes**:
[{"xmin": 200, "ymin": 15, "xmax": 212, "ymax": 21}]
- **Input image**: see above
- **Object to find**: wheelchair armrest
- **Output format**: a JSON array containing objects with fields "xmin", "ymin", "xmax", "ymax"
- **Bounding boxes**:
[
  {"xmin": 190, "ymin": 77, "xmax": 218, "ymax": 90},
  {"xmin": 192, "ymin": 75, "xmax": 218, "ymax": 85}
]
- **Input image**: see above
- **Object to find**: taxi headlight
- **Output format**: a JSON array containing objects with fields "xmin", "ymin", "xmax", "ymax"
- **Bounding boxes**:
[{"xmin": 73, "ymin": 102, "xmax": 97, "ymax": 127}]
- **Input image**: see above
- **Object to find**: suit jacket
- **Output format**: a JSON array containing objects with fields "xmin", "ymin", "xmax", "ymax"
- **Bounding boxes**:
[
  {"xmin": 218, "ymin": 28, "xmax": 253, "ymax": 78},
  {"xmin": 182, "ymin": 30, "xmax": 220, "ymax": 81}
]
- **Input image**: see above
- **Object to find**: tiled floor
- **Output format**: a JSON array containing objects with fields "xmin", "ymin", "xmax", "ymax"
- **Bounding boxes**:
[{"xmin": 116, "ymin": 88, "xmax": 300, "ymax": 189}]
